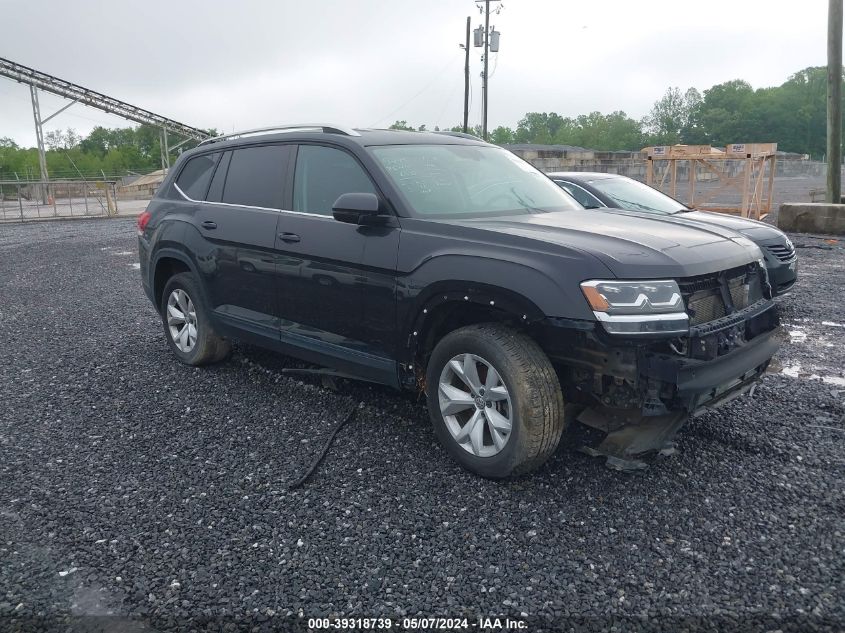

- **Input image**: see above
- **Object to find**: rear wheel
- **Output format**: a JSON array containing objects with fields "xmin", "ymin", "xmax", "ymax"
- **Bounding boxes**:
[
  {"xmin": 160, "ymin": 273, "xmax": 230, "ymax": 366},
  {"xmin": 425, "ymin": 323, "xmax": 565, "ymax": 478}
]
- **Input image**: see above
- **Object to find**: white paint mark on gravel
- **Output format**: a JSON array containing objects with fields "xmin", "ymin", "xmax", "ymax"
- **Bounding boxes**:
[
  {"xmin": 130, "ymin": 263, "xmax": 140, "ymax": 269},
  {"xmin": 781, "ymin": 364, "xmax": 802, "ymax": 378},
  {"xmin": 779, "ymin": 364, "xmax": 845, "ymax": 386},
  {"xmin": 822, "ymin": 321, "xmax": 845, "ymax": 327},
  {"xmin": 58, "ymin": 567, "xmax": 78, "ymax": 577},
  {"xmin": 788, "ymin": 330, "xmax": 807, "ymax": 343}
]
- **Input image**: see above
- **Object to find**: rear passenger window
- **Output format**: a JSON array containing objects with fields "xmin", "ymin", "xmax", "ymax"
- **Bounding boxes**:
[
  {"xmin": 293, "ymin": 145, "xmax": 376, "ymax": 215},
  {"xmin": 175, "ymin": 153, "xmax": 219, "ymax": 200},
  {"xmin": 222, "ymin": 145, "xmax": 290, "ymax": 209}
]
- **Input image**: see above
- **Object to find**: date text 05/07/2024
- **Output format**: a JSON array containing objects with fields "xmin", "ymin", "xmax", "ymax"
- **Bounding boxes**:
[{"xmin": 307, "ymin": 617, "xmax": 528, "ymax": 630}]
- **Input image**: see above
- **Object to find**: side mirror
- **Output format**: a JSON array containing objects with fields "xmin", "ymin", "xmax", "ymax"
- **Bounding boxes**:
[{"xmin": 332, "ymin": 193, "xmax": 385, "ymax": 225}]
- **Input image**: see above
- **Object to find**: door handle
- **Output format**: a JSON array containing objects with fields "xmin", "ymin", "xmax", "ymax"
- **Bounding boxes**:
[
  {"xmin": 279, "ymin": 232, "xmax": 301, "ymax": 243},
  {"xmin": 201, "ymin": 220, "xmax": 217, "ymax": 230}
]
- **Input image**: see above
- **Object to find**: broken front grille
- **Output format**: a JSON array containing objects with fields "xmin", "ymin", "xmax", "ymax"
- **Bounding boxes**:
[{"xmin": 678, "ymin": 264, "xmax": 764, "ymax": 326}]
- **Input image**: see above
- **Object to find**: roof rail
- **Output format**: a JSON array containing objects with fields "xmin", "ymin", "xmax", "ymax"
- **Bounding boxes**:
[
  {"xmin": 432, "ymin": 130, "xmax": 485, "ymax": 141},
  {"xmin": 199, "ymin": 123, "xmax": 361, "ymax": 146}
]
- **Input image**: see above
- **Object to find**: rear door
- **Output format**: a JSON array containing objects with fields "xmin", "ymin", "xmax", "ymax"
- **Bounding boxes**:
[
  {"xmin": 273, "ymin": 143, "xmax": 401, "ymax": 383},
  {"xmin": 190, "ymin": 143, "xmax": 292, "ymax": 336}
]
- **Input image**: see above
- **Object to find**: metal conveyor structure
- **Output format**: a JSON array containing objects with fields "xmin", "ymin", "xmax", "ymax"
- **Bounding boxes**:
[{"xmin": 0, "ymin": 56, "xmax": 211, "ymax": 200}]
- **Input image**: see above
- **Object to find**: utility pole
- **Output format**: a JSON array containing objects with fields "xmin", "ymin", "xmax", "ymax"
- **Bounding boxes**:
[
  {"xmin": 474, "ymin": 1, "xmax": 501, "ymax": 140},
  {"xmin": 482, "ymin": 0, "xmax": 491, "ymax": 140},
  {"xmin": 463, "ymin": 16, "xmax": 470, "ymax": 134},
  {"xmin": 827, "ymin": 0, "xmax": 843, "ymax": 203},
  {"xmin": 29, "ymin": 86, "xmax": 49, "ymax": 204}
]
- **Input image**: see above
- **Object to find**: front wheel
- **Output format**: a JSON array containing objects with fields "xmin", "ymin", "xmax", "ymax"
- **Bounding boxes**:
[
  {"xmin": 160, "ymin": 272, "xmax": 231, "ymax": 366},
  {"xmin": 425, "ymin": 323, "xmax": 565, "ymax": 478}
]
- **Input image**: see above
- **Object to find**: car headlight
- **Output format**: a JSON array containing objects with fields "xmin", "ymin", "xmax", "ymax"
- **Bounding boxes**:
[{"xmin": 580, "ymin": 279, "xmax": 689, "ymax": 335}]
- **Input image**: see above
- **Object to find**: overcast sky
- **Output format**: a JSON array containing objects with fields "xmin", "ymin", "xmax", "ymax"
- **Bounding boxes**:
[{"xmin": 0, "ymin": 0, "xmax": 832, "ymax": 146}]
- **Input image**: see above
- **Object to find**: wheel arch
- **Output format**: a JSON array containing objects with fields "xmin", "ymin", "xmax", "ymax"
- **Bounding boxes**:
[
  {"xmin": 401, "ymin": 281, "xmax": 547, "ymax": 381},
  {"xmin": 152, "ymin": 249, "xmax": 198, "ymax": 310}
]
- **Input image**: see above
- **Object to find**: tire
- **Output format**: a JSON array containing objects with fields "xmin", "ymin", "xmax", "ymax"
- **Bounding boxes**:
[
  {"xmin": 425, "ymin": 323, "xmax": 565, "ymax": 479},
  {"xmin": 160, "ymin": 272, "xmax": 231, "ymax": 366}
]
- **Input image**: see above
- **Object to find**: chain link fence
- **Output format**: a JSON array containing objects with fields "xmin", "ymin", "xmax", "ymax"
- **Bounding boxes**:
[{"xmin": 0, "ymin": 179, "xmax": 119, "ymax": 221}]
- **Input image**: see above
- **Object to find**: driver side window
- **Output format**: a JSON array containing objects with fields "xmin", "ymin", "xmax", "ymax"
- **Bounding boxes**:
[{"xmin": 293, "ymin": 145, "xmax": 376, "ymax": 216}]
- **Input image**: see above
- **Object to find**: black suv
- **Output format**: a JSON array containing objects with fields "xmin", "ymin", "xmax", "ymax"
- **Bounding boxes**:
[{"xmin": 138, "ymin": 125, "xmax": 780, "ymax": 477}]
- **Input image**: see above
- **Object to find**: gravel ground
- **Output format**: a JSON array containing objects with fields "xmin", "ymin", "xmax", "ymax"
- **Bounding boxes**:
[{"xmin": 0, "ymin": 218, "xmax": 843, "ymax": 632}]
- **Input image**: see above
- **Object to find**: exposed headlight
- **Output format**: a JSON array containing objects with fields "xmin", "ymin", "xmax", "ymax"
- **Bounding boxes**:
[
  {"xmin": 581, "ymin": 280, "xmax": 684, "ymax": 314},
  {"xmin": 580, "ymin": 279, "xmax": 689, "ymax": 335}
]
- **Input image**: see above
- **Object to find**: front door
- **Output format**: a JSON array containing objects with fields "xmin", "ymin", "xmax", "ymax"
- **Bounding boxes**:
[{"xmin": 273, "ymin": 143, "xmax": 400, "ymax": 383}]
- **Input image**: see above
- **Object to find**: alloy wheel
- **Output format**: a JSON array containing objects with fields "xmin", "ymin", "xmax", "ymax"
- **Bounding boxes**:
[
  {"xmin": 438, "ymin": 353, "xmax": 513, "ymax": 457},
  {"xmin": 166, "ymin": 289, "xmax": 198, "ymax": 353}
]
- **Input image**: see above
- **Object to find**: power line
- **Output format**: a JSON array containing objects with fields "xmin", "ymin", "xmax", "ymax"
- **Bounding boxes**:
[
  {"xmin": 434, "ymin": 68, "xmax": 464, "ymax": 129},
  {"xmin": 368, "ymin": 51, "xmax": 463, "ymax": 127}
]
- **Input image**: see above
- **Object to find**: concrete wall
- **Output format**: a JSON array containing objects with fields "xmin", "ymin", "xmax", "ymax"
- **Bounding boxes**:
[
  {"xmin": 778, "ymin": 203, "xmax": 845, "ymax": 235},
  {"xmin": 505, "ymin": 145, "xmax": 827, "ymax": 181},
  {"xmin": 505, "ymin": 146, "xmax": 648, "ymax": 179}
]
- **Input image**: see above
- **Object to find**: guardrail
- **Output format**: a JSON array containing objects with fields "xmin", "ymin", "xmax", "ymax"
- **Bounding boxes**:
[{"xmin": 0, "ymin": 179, "xmax": 118, "ymax": 221}]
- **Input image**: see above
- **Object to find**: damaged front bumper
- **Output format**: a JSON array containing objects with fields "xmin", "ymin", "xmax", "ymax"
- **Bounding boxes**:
[
  {"xmin": 641, "ymin": 300, "xmax": 780, "ymax": 415},
  {"xmin": 542, "ymin": 298, "xmax": 780, "ymax": 418},
  {"xmin": 538, "ymin": 298, "xmax": 781, "ymax": 468}
]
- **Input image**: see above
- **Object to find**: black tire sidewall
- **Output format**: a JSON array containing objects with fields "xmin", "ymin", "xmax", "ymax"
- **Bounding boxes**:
[
  {"xmin": 160, "ymin": 273, "xmax": 213, "ymax": 365},
  {"xmin": 426, "ymin": 329, "xmax": 526, "ymax": 479}
]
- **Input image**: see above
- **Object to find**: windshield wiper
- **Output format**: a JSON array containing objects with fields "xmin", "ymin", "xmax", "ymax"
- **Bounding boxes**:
[
  {"xmin": 509, "ymin": 187, "xmax": 545, "ymax": 213},
  {"xmin": 609, "ymin": 196, "xmax": 658, "ymax": 212}
]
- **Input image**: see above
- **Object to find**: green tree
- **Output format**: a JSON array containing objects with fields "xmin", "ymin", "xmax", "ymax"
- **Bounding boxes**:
[
  {"xmin": 514, "ymin": 112, "xmax": 568, "ymax": 144},
  {"xmin": 489, "ymin": 126, "xmax": 515, "ymax": 144},
  {"xmin": 558, "ymin": 111, "xmax": 644, "ymax": 150},
  {"xmin": 643, "ymin": 87, "xmax": 701, "ymax": 145},
  {"xmin": 694, "ymin": 80, "xmax": 756, "ymax": 147},
  {"xmin": 44, "ymin": 128, "xmax": 81, "ymax": 151},
  {"xmin": 389, "ymin": 120, "xmax": 416, "ymax": 131}
]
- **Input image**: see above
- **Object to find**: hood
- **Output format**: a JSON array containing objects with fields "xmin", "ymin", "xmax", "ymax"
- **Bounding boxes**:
[
  {"xmin": 675, "ymin": 210, "xmax": 787, "ymax": 243},
  {"xmin": 453, "ymin": 209, "xmax": 764, "ymax": 279}
]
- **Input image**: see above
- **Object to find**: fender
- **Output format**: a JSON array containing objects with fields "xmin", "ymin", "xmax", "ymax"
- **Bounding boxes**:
[
  {"xmin": 403, "ymin": 279, "xmax": 545, "ymax": 341},
  {"xmin": 394, "ymin": 218, "xmax": 613, "ymax": 322},
  {"xmin": 399, "ymin": 278, "xmax": 545, "ymax": 360},
  {"xmin": 397, "ymin": 252, "xmax": 598, "ymax": 331}
]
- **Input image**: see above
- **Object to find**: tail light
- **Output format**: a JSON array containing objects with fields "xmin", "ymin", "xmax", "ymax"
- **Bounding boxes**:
[{"xmin": 137, "ymin": 210, "xmax": 151, "ymax": 236}]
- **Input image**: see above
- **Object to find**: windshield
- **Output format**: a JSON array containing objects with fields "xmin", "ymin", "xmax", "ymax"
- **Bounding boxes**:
[
  {"xmin": 369, "ymin": 145, "xmax": 581, "ymax": 218},
  {"xmin": 591, "ymin": 177, "xmax": 687, "ymax": 214}
]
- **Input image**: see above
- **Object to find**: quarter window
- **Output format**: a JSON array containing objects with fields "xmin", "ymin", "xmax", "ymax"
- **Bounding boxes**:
[
  {"xmin": 205, "ymin": 151, "xmax": 231, "ymax": 203},
  {"xmin": 175, "ymin": 153, "xmax": 219, "ymax": 200},
  {"xmin": 293, "ymin": 145, "xmax": 376, "ymax": 216},
  {"xmin": 222, "ymin": 145, "xmax": 291, "ymax": 209}
]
